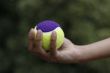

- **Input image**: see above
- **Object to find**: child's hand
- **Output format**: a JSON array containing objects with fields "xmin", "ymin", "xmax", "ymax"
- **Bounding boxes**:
[{"xmin": 28, "ymin": 29, "xmax": 81, "ymax": 63}]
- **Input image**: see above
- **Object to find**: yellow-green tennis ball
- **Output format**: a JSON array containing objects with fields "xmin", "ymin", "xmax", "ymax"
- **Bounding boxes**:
[{"xmin": 34, "ymin": 20, "xmax": 64, "ymax": 51}]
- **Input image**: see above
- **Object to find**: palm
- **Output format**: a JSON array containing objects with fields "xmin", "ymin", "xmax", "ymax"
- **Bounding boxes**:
[{"xmin": 51, "ymin": 38, "xmax": 79, "ymax": 63}]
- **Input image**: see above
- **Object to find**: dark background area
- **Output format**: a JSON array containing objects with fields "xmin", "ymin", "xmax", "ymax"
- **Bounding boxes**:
[{"xmin": 0, "ymin": 0, "xmax": 110, "ymax": 73}]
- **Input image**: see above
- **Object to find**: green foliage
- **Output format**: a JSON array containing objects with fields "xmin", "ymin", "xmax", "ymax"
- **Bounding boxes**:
[{"xmin": 0, "ymin": 0, "xmax": 110, "ymax": 73}]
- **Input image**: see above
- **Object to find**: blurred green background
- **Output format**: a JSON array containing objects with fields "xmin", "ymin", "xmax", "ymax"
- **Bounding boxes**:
[{"xmin": 0, "ymin": 0, "xmax": 110, "ymax": 73}]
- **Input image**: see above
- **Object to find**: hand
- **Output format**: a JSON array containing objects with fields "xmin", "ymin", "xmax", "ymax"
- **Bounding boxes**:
[{"xmin": 28, "ymin": 28, "xmax": 81, "ymax": 64}]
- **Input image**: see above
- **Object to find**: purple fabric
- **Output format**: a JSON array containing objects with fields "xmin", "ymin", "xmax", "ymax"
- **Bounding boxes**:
[{"xmin": 36, "ymin": 20, "xmax": 60, "ymax": 32}]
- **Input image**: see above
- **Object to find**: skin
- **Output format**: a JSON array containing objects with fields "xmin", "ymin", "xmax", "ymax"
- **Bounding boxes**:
[{"xmin": 28, "ymin": 29, "xmax": 110, "ymax": 64}]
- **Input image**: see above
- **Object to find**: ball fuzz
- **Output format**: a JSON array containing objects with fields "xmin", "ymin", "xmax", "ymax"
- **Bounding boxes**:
[{"xmin": 34, "ymin": 20, "xmax": 64, "ymax": 51}]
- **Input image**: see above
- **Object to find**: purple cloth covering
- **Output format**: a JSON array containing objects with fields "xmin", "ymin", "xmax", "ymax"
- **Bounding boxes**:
[{"xmin": 36, "ymin": 20, "xmax": 60, "ymax": 32}]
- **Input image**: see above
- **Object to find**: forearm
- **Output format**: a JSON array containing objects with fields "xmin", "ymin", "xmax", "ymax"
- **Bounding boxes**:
[{"xmin": 77, "ymin": 38, "xmax": 110, "ymax": 62}]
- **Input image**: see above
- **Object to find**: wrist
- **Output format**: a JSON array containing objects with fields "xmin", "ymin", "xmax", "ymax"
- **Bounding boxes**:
[
  {"xmin": 74, "ymin": 45, "xmax": 87, "ymax": 63},
  {"xmin": 70, "ymin": 45, "xmax": 83, "ymax": 63}
]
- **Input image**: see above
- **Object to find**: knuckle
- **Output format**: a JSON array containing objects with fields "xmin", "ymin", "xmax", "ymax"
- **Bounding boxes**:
[
  {"xmin": 36, "ymin": 38, "xmax": 41, "ymax": 41},
  {"xmin": 36, "ymin": 34, "xmax": 42, "ymax": 42},
  {"xmin": 51, "ymin": 45, "xmax": 56, "ymax": 49},
  {"xmin": 28, "ymin": 33, "xmax": 35, "ymax": 40},
  {"xmin": 51, "ymin": 37, "xmax": 56, "ymax": 42},
  {"xmin": 28, "ymin": 33, "xmax": 33, "ymax": 39},
  {"xmin": 35, "ymin": 42, "xmax": 42, "ymax": 49}
]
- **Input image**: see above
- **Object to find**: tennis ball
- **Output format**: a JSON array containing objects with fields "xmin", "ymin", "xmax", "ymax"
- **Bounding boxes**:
[{"xmin": 33, "ymin": 20, "xmax": 64, "ymax": 51}]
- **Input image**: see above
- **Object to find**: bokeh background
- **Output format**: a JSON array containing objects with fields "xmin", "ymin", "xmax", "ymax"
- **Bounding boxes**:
[{"xmin": 0, "ymin": 0, "xmax": 110, "ymax": 73}]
